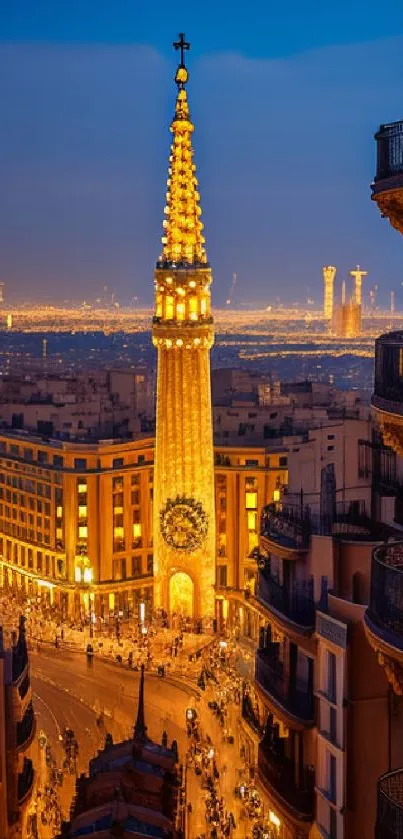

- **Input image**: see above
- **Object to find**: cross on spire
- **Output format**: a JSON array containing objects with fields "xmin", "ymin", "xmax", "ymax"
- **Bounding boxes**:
[{"xmin": 173, "ymin": 32, "xmax": 190, "ymax": 66}]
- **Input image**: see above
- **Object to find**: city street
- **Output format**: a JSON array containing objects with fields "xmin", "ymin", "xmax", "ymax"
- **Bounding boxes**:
[
  {"xmin": 27, "ymin": 645, "xmax": 263, "ymax": 838},
  {"xmin": 27, "ymin": 647, "xmax": 206, "ymax": 837}
]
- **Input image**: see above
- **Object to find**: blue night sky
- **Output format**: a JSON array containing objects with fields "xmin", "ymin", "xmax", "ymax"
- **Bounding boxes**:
[{"xmin": 0, "ymin": 1, "xmax": 402, "ymax": 306}]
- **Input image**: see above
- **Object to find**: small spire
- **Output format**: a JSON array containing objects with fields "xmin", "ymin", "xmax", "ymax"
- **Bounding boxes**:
[
  {"xmin": 133, "ymin": 664, "xmax": 148, "ymax": 742},
  {"xmin": 158, "ymin": 33, "xmax": 208, "ymax": 268}
]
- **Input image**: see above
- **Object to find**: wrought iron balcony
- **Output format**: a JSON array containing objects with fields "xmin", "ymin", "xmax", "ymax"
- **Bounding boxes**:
[
  {"xmin": 261, "ymin": 501, "xmax": 383, "ymax": 549},
  {"xmin": 256, "ymin": 649, "xmax": 314, "ymax": 723},
  {"xmin": 371, "ymin": 332, "xmax": 403, "ymax": 456},
  {"xmin": 17, "ymin": 757, "xmax": 34, "ymax": 805},
  {"xmin": 365, "ymin": 542, "xmax": 403, "ymax": 652},
  {"xmin": 376, "ymin": 768, "xmax": 403, "ymax": 839},
  {"xmin": 372, "ymin": 121, "xmax": 403, "ymax": 236},
  {"xmin": 375, "ymin": 121, "xmax": 403, "ymax": 182},
  {"xmin": 257, "ymin": 569, "xmax": 315, "ymax": 629},
  {"xmin": 261, "ymin": 506, "xmax": 311, "ymax": 551},
  {"xmin": 16, "ymin": 701, "xmax": 35, "ymax": 749},
  {"xmin": 258, "ymin": 743, "xmax": 315, "ymax": 820},
  {"xmin": 17, "ymin": 668, "xmax": 30, "ymax": 701},
  {"xmin": 12, "ymin": 615, "xmax": 29, "ymax": 683},
  {"xmin": 241, "ymin": 692, "xmax": 263, "ymax": 736}
]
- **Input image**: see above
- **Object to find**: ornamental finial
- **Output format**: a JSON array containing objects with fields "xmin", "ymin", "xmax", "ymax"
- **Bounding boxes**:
[{"xmin": 173, "ymin": 32, "xmax": 190, "ymax": 88}]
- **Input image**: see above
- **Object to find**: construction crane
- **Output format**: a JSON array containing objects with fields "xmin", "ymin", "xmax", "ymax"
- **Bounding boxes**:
[{"xmin": 226, "ymin": 273, "xmax": 237, "ymax": 306}]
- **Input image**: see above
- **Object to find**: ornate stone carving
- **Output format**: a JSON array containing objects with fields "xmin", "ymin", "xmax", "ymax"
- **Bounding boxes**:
[
  {"xmin": 160, "ymin": 497, "xmax": 208, "ymax": 552},
  {"xmin": 372, "ymin": 188, "xmax": 403, "ymax": 237}
]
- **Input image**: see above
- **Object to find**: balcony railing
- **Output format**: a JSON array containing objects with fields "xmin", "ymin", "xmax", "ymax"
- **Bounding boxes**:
[
  {"xmin": 261, "ymin": 506, "xmax": 311, "ymax": 550},
  {"xmin": 18, "ymin": 757, "xmax": 34, "ymax": 805},
  {"xmin": 374, "ymin": 121, "xmax": 403, "ymax": 183},
  {"xmin": 16, "ymin": 702, "xmax": 35, "ymax": 749},
  {"xmin": 376, "ymin": 768, "xmax": 403, "ymax": 839},
  {"xmin": 12, "ymin": 616, "xmax": 29, "ymax": 683},
  {"xmin": 257, "ymin": 570, "xmax": 315, "ymax": 628},
  {"xmin": 258, "ymin": 744, "xmax": 315, "ymax": 819},
  {"xmin": 256, "ymin": 649, "xmax": 314, "ymax": 722},
  {"xmin": 366, "ymin": 542, "xmax": 403, "ymax": 650},
  {"xmin": 18, "ymin": 668, "xmax": 30, "ymax": 701},
  {"xmin": 241, "ymin": 693, "xmax": 263, "ymax": 736},
  {"xmin": 261, "ymin": 501, "xmax": 382, "ymax": 547}
]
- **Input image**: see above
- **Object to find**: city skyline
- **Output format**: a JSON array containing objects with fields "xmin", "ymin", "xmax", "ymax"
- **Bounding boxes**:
[{"xmin": 0, "ymin": 6, "xmax": 402, "ymax": 305}]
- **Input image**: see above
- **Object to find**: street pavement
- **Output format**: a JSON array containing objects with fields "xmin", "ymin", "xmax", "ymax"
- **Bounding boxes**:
[
  {"xmin": 28, "ymin": 647, "xmax": 207, "ymax": 838},
  {"xmin": 27, "ymin": 645, "xmax": 263, "ymax": 838}
]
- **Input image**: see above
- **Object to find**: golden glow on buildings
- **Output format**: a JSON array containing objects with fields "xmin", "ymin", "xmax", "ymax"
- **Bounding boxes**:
[{"xmin": 152, "ymin": 35, "xmax": 216, "ymax": 619}]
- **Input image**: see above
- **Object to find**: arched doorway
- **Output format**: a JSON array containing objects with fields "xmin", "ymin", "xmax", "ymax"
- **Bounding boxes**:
[{"xmin": 169, "ymin": 572, "xmax": 194, "ymax": 618}]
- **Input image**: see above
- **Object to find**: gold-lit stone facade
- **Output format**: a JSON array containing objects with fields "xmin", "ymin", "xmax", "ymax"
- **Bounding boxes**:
[
  {"xmin": 372, "ymin": 187, "xmax": 403, "ymax": 237},
  {"xmin": 152, "ymin": 38, "xmax": 215, "ymax": 619},
  {"xmin": 372, "ymin": 407, "xmax": 403, "ymax": 457},
  {"xmin": 0, "ymin": 426, "xmax": 286, "ymax": 623}
]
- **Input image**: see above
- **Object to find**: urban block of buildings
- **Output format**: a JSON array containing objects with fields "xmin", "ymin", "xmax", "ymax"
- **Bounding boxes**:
[
  {"xmin": 1, "ymin": 34, "xmax": 403, "ymax": 839},
  {"xmin": 0, "ymin": 616, "xmax": 35, "ymax": 839}
]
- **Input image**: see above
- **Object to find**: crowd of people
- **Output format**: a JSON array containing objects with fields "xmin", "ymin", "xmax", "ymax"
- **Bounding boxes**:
[
  {"xmin": 27, "ymin": 740, "xmax": 63, "ymax": 839},
  {"xmin": 197, "ymin": 639, "xmax": 281, "ymax": 839},
  {"xmin": 186, "ymin": 710, "xmax": 237, "ymax": 838},
  {"xmin": 0, "ymin": 589, "xmax": 282, "ymax": 837}
]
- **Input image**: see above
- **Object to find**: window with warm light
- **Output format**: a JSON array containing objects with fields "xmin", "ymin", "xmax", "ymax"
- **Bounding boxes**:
[
  {"xmin": 78, "ymin": 525, "xmax": 88, "ymax": 539},
  {"xmin": 74, "ymin": 566, "xmax": 82, "ymax": 583},
  {"xmin": 78, "ymin": 483, "xmax": 87, "ymax": 494},
  {"xmin": 78, "ymin": 505, "xmax": 87, "ymax": 518},
  {"xmin": 83, "ymin": 567, "xmax": 93, "ymax": 583},
  {"xmin": 273, "ymin": 489, "xmax": 281, "ymax": 502},
  {"xmin": 200, "ymin": 296, "xmax": 207, "ymax": 316},
  {"xmin": 189, "ymin": 296, "xmax": 198, "ymax": 318},
  {"xmin": 247, "ymin": 511, "xmax": 257, "ymax": 531},
  {"xmin": 56, "ymin": 506, "xmax": 63, "ymax": 518},
  {"xmin": 156, "ymin": 294, "xmax": 163, "ymax": 317},
  {"xmin": 176, "ymin": 301, "xmax": 185, "ymax": 321},
  {"xmin": 245, "ymin": 492, "xmax": 257, "ymax": 509},
  {"xmin": 165, "ymin": 296, "xmax": 174, "ymax": 319},
  {"xmin": 132, "ymin": 523, "xmax": 142, "ymax": 538},
  {"xmin": 114, "ymin": 526, "xmax": 124, "ymax": 538}
]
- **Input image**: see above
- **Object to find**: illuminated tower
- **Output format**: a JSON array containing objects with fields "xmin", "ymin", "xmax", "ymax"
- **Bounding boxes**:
[
  {"xmin": 152, "ymin": 35, "xmax": 215, "ymax": 621},
  {"xmin": 350, "ymin": 265, "xmax": 367, "ymax": 306},
  {"xmin": 322, "ymin": 265, "xmax": 336, "ymax": 321}
]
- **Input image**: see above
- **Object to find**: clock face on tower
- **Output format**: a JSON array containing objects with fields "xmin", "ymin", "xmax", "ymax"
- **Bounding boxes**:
[{"xmin": 160, "ymin": 496, "xmax": 208, "ymax": 552}]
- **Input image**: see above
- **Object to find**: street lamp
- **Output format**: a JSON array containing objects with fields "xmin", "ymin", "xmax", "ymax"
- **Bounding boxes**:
[{"xmin": 89, "ymin": 593, "xmax": 95, "ymax": 639}]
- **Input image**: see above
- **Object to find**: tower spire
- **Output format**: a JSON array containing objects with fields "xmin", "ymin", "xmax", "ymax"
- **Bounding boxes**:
[
  {"xmin": 159, "ymin": 33, "xmax": 207, "ymax": 268},
  {"xmin": 133, "ymin": 664, "xmax": 148, "ymax": 742}
]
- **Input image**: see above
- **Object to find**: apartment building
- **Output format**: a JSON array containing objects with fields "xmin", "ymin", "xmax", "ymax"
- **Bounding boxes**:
[
  {"xmin": 0, "ymin": 369, "xmax": 154, "ymax": 441},
  {"xmin": 0, "ymin": 616, "xmax": 35, "ymax": 839},
  {"xmin": 0, "ymin": 424, "xmax": 288, "ymax": 624},
  {"xmin": 237, "ymin": 416, "xmax": 403, "ymax": 839},
  {"xmin": 213, "ymin": 374, "xmax": 369, "ymax": 447}
]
